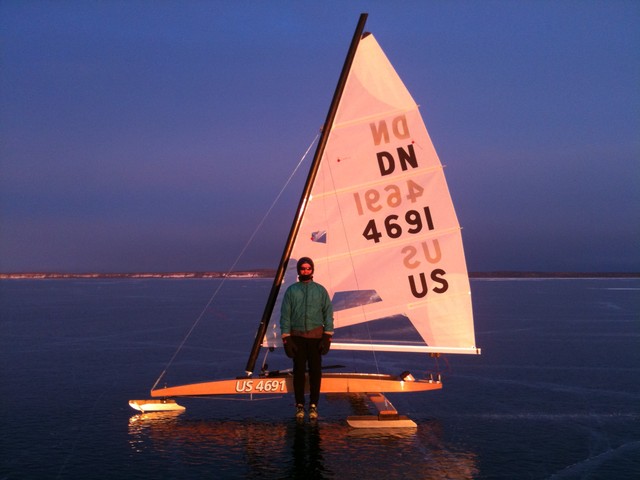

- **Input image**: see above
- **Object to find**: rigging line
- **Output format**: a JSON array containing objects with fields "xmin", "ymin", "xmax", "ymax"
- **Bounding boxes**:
[{"xmin": 151, "ymin": 134, "xmax": 320, "ymax": 391}]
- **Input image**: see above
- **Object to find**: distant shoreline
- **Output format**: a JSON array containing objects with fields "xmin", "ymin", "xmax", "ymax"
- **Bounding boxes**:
[
  {"xmin": 0, "ymin": 270, "xmax": 275, "ymax": 280},
  {"xmin": 469, "ymin": 271, "xmax": 639, "ymax": 278},
  {"xmin": 0, "ymin": 271, "xmax": 638, "ymax": 280}
]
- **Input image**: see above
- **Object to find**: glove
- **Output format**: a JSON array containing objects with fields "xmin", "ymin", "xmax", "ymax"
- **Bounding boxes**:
[
  {"xmin": 319, "ymin": 333, "xmax": 332, "ymax": 355},
  {"xmin": 283, "ymin": 337, "xmax": 298, "ymax": 358}
]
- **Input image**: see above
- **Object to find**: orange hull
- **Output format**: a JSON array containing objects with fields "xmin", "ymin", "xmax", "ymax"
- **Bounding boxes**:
[{"xmin": 150, "ymin": 372, "xmax": 442, "ymax": 398}]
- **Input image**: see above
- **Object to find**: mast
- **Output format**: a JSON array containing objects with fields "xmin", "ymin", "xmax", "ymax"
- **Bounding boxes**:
[{"xmin": 244, "ymin": 13, "xmax": 369, "ymax": 375}]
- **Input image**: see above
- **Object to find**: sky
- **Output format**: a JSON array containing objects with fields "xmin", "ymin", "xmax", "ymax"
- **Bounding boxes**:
[{"xmin": 1, "ymin": 1, "xmax": 638, "ymax": 273}]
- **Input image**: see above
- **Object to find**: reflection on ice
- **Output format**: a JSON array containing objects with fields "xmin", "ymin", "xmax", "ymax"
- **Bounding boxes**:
[{"xmin": 127, "ymin": 411, "xmax": 478, "ymax": 478}]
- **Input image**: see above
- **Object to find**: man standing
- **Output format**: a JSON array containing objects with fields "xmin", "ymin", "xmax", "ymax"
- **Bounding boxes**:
[{"xmin": 280, "ymin": 257, "xmax": 333, "ymax": 419}]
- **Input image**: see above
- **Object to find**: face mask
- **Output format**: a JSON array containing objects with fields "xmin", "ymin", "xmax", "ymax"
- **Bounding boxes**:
[
  {"xmin": 297, "ymin": 262, "xmax": 313, "ymax": 282},
  {"xmin": 296, "ymin": 257, "xmax": 314, "ymax": 282}
]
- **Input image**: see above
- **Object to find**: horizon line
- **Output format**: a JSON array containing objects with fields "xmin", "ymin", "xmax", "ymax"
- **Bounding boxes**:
[{"xmin": 1, "ymin": 270, "xmax": 638, "ymax": 279}]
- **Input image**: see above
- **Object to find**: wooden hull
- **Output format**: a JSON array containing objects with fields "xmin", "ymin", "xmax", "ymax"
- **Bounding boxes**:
[{"xmin": 150, "ymin": 372, "xmax": 442, "ymax": 398}]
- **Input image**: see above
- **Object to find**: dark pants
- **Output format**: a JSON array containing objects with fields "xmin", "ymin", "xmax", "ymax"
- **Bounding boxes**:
[{"xmin": 291, "ymin": 336, "xmax": 322, "ymax": 406}]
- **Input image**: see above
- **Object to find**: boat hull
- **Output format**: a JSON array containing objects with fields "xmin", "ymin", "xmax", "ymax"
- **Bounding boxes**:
[{"xmin": 150, "ymin": 372, "xmax": 442, "ymax": 398}]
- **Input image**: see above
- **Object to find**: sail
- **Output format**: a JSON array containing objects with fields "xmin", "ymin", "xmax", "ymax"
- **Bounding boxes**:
[{"xmin": 263, "ymin": 33, "xmax": 478, "ymax": 355}]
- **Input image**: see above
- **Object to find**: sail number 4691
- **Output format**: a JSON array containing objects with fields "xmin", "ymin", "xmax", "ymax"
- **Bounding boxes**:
[
  {"xmin": 235, "ymin": 379, "xmax": 286, "ymax": 393},
  {"xmin": 363, "ymin": 206, "xmax": 434, "ymax": 243}
]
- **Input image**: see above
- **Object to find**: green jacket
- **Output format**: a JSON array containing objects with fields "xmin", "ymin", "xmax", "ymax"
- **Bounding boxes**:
[{"xmin": 280, "ymin": 281, "xmax": 334, "ymax": 337}]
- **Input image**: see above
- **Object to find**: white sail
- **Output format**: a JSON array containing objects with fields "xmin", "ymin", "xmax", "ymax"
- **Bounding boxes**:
[{"xmin": 264, "ymin": 33, "xmax": 478, "ymax": 355}]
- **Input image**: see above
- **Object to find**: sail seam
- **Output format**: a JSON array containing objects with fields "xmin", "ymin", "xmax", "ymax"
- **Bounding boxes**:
[
  {"xmin": 407, "ymin": 290, "xmax": 472, "ymax": 310},
  {"xmin": 310, "ymin": 225, "xmax": 464, "ymax": 263},
  {"xmin": 309, "ymin": 164, "xmax": 445, "ymax": 200},
  {"xmin": 333, "ymin": 106, "xmax": 419, "ymax": 129}
]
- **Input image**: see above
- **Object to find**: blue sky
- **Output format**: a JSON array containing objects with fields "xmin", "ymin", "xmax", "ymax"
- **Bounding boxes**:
[{"xmin": 1, "ymin": 1, "xmax": 638, "ymax": 273}]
